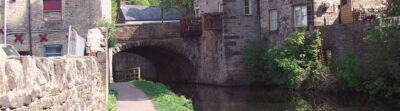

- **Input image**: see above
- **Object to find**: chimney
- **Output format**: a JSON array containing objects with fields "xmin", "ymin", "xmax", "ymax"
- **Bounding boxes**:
[{"xmin": 119, "ymin": 0, "xmax": 126, "ymax": 7}]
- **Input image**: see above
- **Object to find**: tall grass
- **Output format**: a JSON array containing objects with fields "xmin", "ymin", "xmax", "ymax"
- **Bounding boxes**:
[
  {"xmin": 107, "ymin": 88, "xmax": 118, "ymax": 111},
  {"xmin": 132, "ymin": 80, "xmax": 194, "ymax": 111}
]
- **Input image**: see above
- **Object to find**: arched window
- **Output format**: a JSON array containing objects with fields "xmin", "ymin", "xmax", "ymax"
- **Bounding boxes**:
[{"xmin": 43, "ymin": 0, "xmax": 62, "ymax": 10}]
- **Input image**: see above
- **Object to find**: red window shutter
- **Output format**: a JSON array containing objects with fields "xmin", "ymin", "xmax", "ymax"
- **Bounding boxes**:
[{"xmin": 43, "ymin": 0, "xmax": 62, "ymax": 10}]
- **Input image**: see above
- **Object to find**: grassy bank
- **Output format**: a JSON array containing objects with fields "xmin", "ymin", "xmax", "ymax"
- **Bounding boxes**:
[
  {"xmin": 107, "ymin": 88, "xmax": 118, "ymax": 111},
  {"xmin": 132, "ymin": 80, "xmax": 194, "ymax": 111}
]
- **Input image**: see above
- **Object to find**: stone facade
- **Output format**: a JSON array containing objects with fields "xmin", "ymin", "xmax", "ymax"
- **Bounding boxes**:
[
  {"xmin": 0, "ymin": 56, "xmax": 106, "ymax": 111},
  {"xmin": 340, "ymin": 0, "xmax": 387, "ymax": 24},
  {"xmin": 194, "ymin": 0, "xmax": 223, "ymax": 16},
  {"xmin": 192, "ymin": 0, "xmax": 261, "ymax": 85},
  {"xmin": 0, "ymin": 0, "xmax": 111, "ymax": 56},
  {"xmin": 191, "ymin": 0, "xmax": 380, "ymax": 85},
  {"xmin": 113, "ymin": 52, "xmax": 156, "ymax": 82},
  {"xmin": 260, "ymin": 0, "xmax": 341, "ymax": 45}
]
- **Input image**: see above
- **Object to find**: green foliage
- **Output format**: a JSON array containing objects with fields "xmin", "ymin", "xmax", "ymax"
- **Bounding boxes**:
[
  {"xmin": 132, "ymin": 80, "xmax": 194, "ymax": 111},
  {"xmin": 107, "ymin": 88, "xmax": 118, "ymax": 111},
  {"xmin": 243, "ymin": 29, "xmax": 328, "ymax": 90},
  {"xmin": 159, "ymin": 0, "xmax": 193, "ymax": 15},
  {"xmin": 340, "ymin": 17, "xmax": 400, "ymax": 97},
  {"xmin": 242, "ymin": 36, "xmax": 270, "ymax": 83},
  {"xmin": 96, "ymin": 19, "xmax": 118, "ymax": 47},
  {"xmin": 386, "ymin": 0, "xmax": 400, "ymax": 16},
  {"xmin": 340, "ymin": 48, "xmax": 363, "ymax": 88},
  {"xmin": 125, "ymin": 0, "xmax": 160, "ymax": 6},
  {"xmin": 111, "ymin": 0, "xmax": 118, "ymax": 21}
]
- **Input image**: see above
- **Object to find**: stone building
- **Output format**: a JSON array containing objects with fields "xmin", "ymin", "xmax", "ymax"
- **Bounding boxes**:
[
  {"xmin": 340, "ymin": 0, "xmax": 387, "ymax": 24},
  {"xmin": 0, "ymin": 0, "xmax": 111, "ymax": 56},
  {"xmin": 193, "ymin": 0, "xmax": 388, "ymax": 85},
  {"xmin": 193, "ymin": 0, "xmax": 261, "ymax": 84}
]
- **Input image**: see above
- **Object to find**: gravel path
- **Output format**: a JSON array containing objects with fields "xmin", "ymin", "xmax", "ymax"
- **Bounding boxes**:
[{"xmin": 110, "ymin": 82, "xmax": 157, "ymax": 111}]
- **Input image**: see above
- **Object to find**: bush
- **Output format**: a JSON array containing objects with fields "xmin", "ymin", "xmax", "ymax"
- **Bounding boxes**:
[
  {"xmin": 243, "ymin": 29, "xmax": 330, "ymax": 90},
  {"xmin": 96, "ymin": 19, "xmax": 118, "ymax": 47},
  {"xmin": 242, "ymin": 36, "xmax": 270, "ymax": 83},
  {"xmin": 340, "ymin": 48, "xmax": 363, "ymax": 89}
]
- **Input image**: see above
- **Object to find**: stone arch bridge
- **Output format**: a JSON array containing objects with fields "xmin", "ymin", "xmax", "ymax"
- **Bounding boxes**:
[{"xmin": 110, "ymin": 22, "xmax": 242, "ymax": 85}]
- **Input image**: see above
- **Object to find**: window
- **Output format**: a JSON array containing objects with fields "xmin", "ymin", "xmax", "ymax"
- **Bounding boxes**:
[
  {"xmin": 244, "ymin": 0, "xmax": 251, "ymax": 15},
  {"xmin": 43, "ymin": 0, "xmax": 62, "ymax": 11},
  {"xmin": 269, "ymin": 10, "xmax": 278, "ymax": 30},
  {"xmin": 195, "ymin": 8, "xmax": 201, "ymax": 17},
  {"xmin": 294, "ymin": 5, "xmax": 308, "ymax": 27},
  {"xmin": 44, "ymin": 45, "xmax": 63, "ymax": 57},
  {"xmin": 218, "ymin": 3, "xmax": 223, "ymax": 12}
]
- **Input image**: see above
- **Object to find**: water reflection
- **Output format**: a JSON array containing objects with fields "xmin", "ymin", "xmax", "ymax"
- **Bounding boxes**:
[{"xmin": 167, "ymin": 84, "xmax": 399, "ymax": 111}]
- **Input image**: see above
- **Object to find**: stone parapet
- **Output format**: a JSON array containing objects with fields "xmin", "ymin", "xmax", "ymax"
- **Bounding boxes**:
[{"xmin": 0, "ymin": 56, "xmax": 105, "ymax": 111}]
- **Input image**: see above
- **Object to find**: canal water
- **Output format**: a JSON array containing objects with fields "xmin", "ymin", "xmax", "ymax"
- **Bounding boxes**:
[{"xmin": 167, "ymin": 84, "xmax": 399, "ymax": 111}]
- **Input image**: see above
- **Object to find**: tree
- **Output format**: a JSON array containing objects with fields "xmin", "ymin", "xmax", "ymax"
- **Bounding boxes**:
[
  {"xmin": 159, "ymin": 0, "xmax": 193, "ymax": 16},
  {"xmin": 126, "ymin": 0, "xmax": 161, "ymax": 6}
]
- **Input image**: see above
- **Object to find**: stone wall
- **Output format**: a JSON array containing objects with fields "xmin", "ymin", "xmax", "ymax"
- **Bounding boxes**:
[
  {"xmin": 113, "ymin": 23, "xmax": 180, "ymax": 41},
  {"xmin": 0, "ymin": 0, "xmax": 111, "ymax": 56},
  {"xmin": 222, "ymin": 0, "xmax": 261, "ymax": 85},
  {"xmin": 194, "ymin": 0, "xmax": 223, "ymax": 15},
  {"xmin": 0, "ymin": 56, "xmax": 106, "ymax": 111},
  {"xmin": 260, "ymin": 0, "xmax": 341, "ymax": 45},
  {"xmin": 316, "ymin": 21, "xmax": 376, "ymax": 61},
  {"xmin": 113, "ymin": 52, "xmax": 156, "ymax": 82}
]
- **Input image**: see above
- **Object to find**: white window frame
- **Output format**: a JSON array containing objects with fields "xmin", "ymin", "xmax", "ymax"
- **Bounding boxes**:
[
  {"xmin": 294, "ymin": 5, "xmax": 308, "ymax": 27},
  {"xmin": 218, "ymin": 2, "xmax": 223, "ymax": 12},
  {"xmin": 195, "ymin": 7, "xmax": 201, "ymax": 17},
  {"xmin": 244, "ymin": 0, "xmax": 251, "ymax": 15},
  {"xmin": 269, "ymin": 10, "xmax": 279, "ymax": 31}
]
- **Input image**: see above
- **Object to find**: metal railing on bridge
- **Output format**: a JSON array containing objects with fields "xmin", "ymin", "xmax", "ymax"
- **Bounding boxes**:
[{"xmin": 180, "ymin": 17, "xmax": 202, "ymax": 37}]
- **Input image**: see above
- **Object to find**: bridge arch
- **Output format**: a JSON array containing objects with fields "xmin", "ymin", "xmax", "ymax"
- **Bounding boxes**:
[{"xmin": 110, "ymin": 39, "xmax": 200, "ymax": 83}]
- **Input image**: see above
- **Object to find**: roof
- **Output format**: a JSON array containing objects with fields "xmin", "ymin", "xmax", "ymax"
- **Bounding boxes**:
[{"xmin": 120, "ymin": 5, "xmax": 184, "ymax": 21}]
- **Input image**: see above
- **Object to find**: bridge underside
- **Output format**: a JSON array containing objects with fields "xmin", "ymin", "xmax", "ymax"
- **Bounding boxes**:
[{"xmin": 118, "ymin": 46, "xmax": 197, "ymax": 83}]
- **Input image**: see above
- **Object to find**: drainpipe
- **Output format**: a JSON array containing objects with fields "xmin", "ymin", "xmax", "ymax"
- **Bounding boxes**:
[
  {"xmin": 257, "ymin": 0, "xmax": 262, "ymax": 39},
  {"xmin": 28, "ymin": 0, "xmax": 33, "ymax": 56},
  {"xmin": 3, "ymin": 0, "xmax": 7, "ymax": 44}
]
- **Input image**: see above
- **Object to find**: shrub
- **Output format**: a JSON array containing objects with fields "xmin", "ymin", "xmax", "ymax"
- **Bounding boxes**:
[
  {"xmin": 242, "ymin": 36, "xmax": 270, "ymax": 83},
  {"xmin": 340, "ymin": 48, "xmax": 363, "ymax": 89},
  {"xmin": 243, "ymin": 29, "xmax": 329, "ymax": 90},
  {"xmin": 96, "ymin": 19, "xmax": 118, "ymax": 47}
]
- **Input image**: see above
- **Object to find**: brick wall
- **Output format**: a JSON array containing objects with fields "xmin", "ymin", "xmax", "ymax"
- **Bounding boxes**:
[{"xmin": 0, "ymin": 0, "xmax": 110, "ymax": 56}]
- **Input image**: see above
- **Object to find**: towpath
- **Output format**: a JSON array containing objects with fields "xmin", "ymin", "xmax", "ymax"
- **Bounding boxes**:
[{"xmin": 110, "ymin": 82, "xmax": 157, "ymax": 111}]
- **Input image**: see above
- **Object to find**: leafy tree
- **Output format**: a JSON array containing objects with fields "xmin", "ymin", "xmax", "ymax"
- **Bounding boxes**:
[
  {"xmin": 159, "ymin": 0, "xmax": 193, "ymax": 15},
  {"xmin": 126, "ymin": 0, "xmax": 161, "ymax": 6}
]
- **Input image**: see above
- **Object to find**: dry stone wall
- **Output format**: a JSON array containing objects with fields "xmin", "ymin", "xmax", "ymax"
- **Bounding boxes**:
[{"xmin": 0, "ymin": 56, "xmax": 105, "ymax": 111}]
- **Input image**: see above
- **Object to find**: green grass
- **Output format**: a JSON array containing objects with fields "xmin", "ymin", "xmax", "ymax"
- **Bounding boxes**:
[
  {"xmin": 132, "ymin": 80, "xmax": 194, "ymax": 111},
  {"xmin": 107, "ymin": 88, "xmax": 118, "ymax": 111}
]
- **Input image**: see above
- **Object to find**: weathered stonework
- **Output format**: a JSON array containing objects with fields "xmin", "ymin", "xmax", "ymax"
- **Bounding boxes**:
[
  {"xmin": 0, "ymin": 56, "xmax": 106, "ymax": 111},
  {"xmin": 0, "ymin": 0, "xmax": 111, "ymax": 56},
  {"xmin": 113, "ymin": 52, "xmax": 156, "ymax": 82}
]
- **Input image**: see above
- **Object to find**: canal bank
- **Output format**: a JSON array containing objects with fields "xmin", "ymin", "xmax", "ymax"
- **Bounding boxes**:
[{"xmin": 166, "ymin": 83, "xmax": 400, "ymax": 111}]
